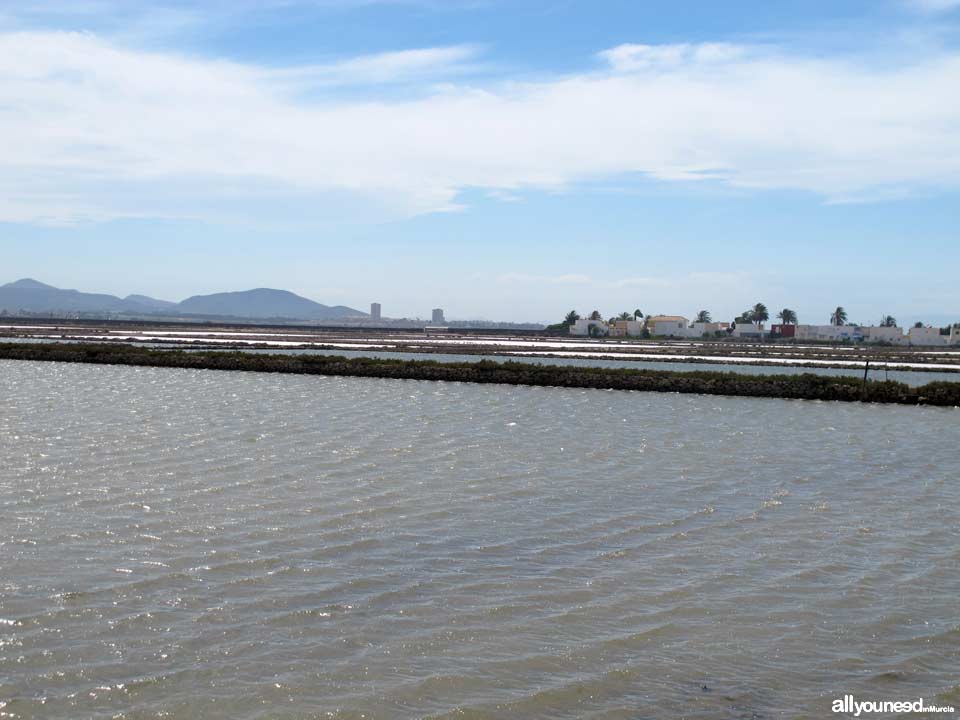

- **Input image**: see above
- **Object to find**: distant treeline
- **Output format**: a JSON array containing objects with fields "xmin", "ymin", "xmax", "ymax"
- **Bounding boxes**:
[{"xmin": 2, "ymin": 342, "xmax": 959, "ymax": 407}]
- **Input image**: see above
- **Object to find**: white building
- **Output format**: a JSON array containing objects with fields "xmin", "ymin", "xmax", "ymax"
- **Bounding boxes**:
[
  {"xmin": 370, "ymin": 302, "xmax": 381, "ymax": 321},
  {"xmin": 688, "ymin": 321, "xmax": 730, "ymax": 337},
  {"xmin": 632, "ymin": 317, "xmax": 729, "ymax": 338},
  {"xmin": 792, "ymin": 324, "xmax": 959, "ymax": 345},
  {"xmin": 732, "ymin": 323, "xmax": 766, "ymax": 338},
  {"xmin": 794, "ymin": 325, "xmax": 863, "ymax": 342},
  {"xmin": 570, "ymin": 318, "xmax": 608, "ymax": 336},
  {"xmin": 908, "ymin": 326, "xmax": 952, "ymax": 346},
  {"xmin": 860, "ymin": 325, "xmax": 906, "ymax": 344},
  {"xmin": 645, "ymin": 315, "xmax": 689, "ymax": 337},
  {"xmin": 431, "ymin": 308, "xmax": 445, "ymax": 324}
]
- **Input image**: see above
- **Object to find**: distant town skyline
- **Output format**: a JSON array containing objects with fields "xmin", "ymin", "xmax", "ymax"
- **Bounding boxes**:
[
  {"xmin": 0, "ymin": 276, "xmax": 953, "ymax": 331},
  {"xmin": 2, "ymin": 0, "xmax": 959, "ymax": 324}
]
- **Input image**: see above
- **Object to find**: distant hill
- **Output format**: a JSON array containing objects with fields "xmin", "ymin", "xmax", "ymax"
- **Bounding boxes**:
[
  {"xmin": 1, "ymin": 278, "xmax": 133, "ymax": 313},
  {"xmin": 177, "ymin": 288, "xmax": 365, "ymax": 320},
  {"xmin": 124, "ymin": 294, "xmax": 177, "ymax": 311},
  {"xmin": 5, "ymin": 278, "xmax": 57, "ymax": 291},
  {"xmin": 0, "ymin": 279, "xmax": 365, "ymax": 321}
]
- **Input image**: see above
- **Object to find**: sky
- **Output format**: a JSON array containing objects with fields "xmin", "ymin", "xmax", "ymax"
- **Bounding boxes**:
[{"xmin": 2, "ymin": 0, "xmax": 959, "ymax": 325}]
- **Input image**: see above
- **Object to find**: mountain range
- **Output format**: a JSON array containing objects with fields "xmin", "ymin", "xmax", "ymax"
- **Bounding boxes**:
[{"xmin": 0, "ymin": 279, "xmax": 366, "ymax": 321}]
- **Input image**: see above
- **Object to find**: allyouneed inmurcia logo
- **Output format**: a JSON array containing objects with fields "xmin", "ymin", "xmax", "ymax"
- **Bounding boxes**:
[{"xmin": 832, "ymin": 695, "xmax": 955, "ymax": 716}]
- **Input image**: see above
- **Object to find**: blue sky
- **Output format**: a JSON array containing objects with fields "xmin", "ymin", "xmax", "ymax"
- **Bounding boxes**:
[{"xmin": 2, "ymin": 0, "xmax": 959, "ymax": 324}]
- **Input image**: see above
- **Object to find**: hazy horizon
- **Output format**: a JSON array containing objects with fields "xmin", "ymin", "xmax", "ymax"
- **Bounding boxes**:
[{"xmin": 4, "ymin": 273, "xmax": 958, "ymax": 328}]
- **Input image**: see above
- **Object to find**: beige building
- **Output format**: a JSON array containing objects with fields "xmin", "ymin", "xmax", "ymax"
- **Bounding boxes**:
[{"xmin": 608, "ymin": 320, "xmax": 643, "ymax": 336}]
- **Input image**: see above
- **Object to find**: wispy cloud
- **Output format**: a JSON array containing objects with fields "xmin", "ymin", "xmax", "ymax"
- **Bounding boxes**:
[
  {"xmin": 0, "ymin": 2, "xmax": 205, "ymax": 44},
  {"xmin": 598, "ymin": 42, "xmax": 747, "ymax": 72},
  {"xmin": 550, "ymin": 274, "xmax": 592, "ymax": 285},
  {"xmin": 1, "ymin": 31, "xmax": 959, "ymax": 225},
  {"xmin": 486, "ymin": 189, "xmax": 523, "ymax": 203},
  {"xmin": 497, "ymin": 273, "xmax": 593, "ymax": 285},
  {"xmin": 612, "ymin": 277, "xmax": 670, "ymax": 288},
  {"xmin": 266, "ymin": 45, "xmax": 482, "ymax": 87}
]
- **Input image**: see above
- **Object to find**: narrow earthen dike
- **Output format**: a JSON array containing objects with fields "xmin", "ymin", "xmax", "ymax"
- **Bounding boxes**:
[{"xmin": 2, "ymin": 343, "xmax": 959, "ymax": 407}]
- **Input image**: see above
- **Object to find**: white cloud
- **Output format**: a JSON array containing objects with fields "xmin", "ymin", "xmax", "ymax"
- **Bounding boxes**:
[{"xmin": 1, "ymin": 32, "xmax": 959, "ymax": 225}]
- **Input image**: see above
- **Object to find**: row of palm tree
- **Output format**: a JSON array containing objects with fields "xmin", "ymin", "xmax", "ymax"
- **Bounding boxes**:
[
  {"xmin": 565, "ymin": 309, "xmax": 646, "ymax": 325},
  {"xmin": 563, "ymin": 305, "xmax": 864, "ymax": 328}
]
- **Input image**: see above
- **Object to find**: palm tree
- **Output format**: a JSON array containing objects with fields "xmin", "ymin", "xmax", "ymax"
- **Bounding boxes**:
[
  {"xmin": 880, "ymin": 315, "xmax": 897, "ymax": 328},
  {"xmin": 777, "ymin": 308, "xmax": 797, "ymax": 324},
  {"xmin": 633, "ymin": 309, "xmax": 643, "ymax": 320},
  {"xmin": 618, "ymin": 311, "xmax": 632, "ymax": 320},
  {"xmin": 751, "ymin": 302, "xmax": 769, "ymax": 327},
  {"xmin": 564, "ymin": 310, "xmax": 580, "ymax": 325},
  {"xmin": 831, "ymin": 306, "xmax": 847, "ymax": 326},
  {"xmin": 695, "ymin": 310, "xmax": 712, "ymax": 323},
  {"xmin": 589, "ymin": 310, "xmax": 602, "ymax": 321}
]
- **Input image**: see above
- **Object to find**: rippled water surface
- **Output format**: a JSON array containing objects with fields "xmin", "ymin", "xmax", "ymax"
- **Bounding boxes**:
[{"xmin": 1, "ymin": 360, "xmax": 958, "ymax": 719}]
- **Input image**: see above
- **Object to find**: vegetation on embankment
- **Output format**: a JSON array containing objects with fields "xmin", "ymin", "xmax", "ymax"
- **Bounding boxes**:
[{"xmin": 2, "ymin": 343, "xmax": 959, "ymax": 406}]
